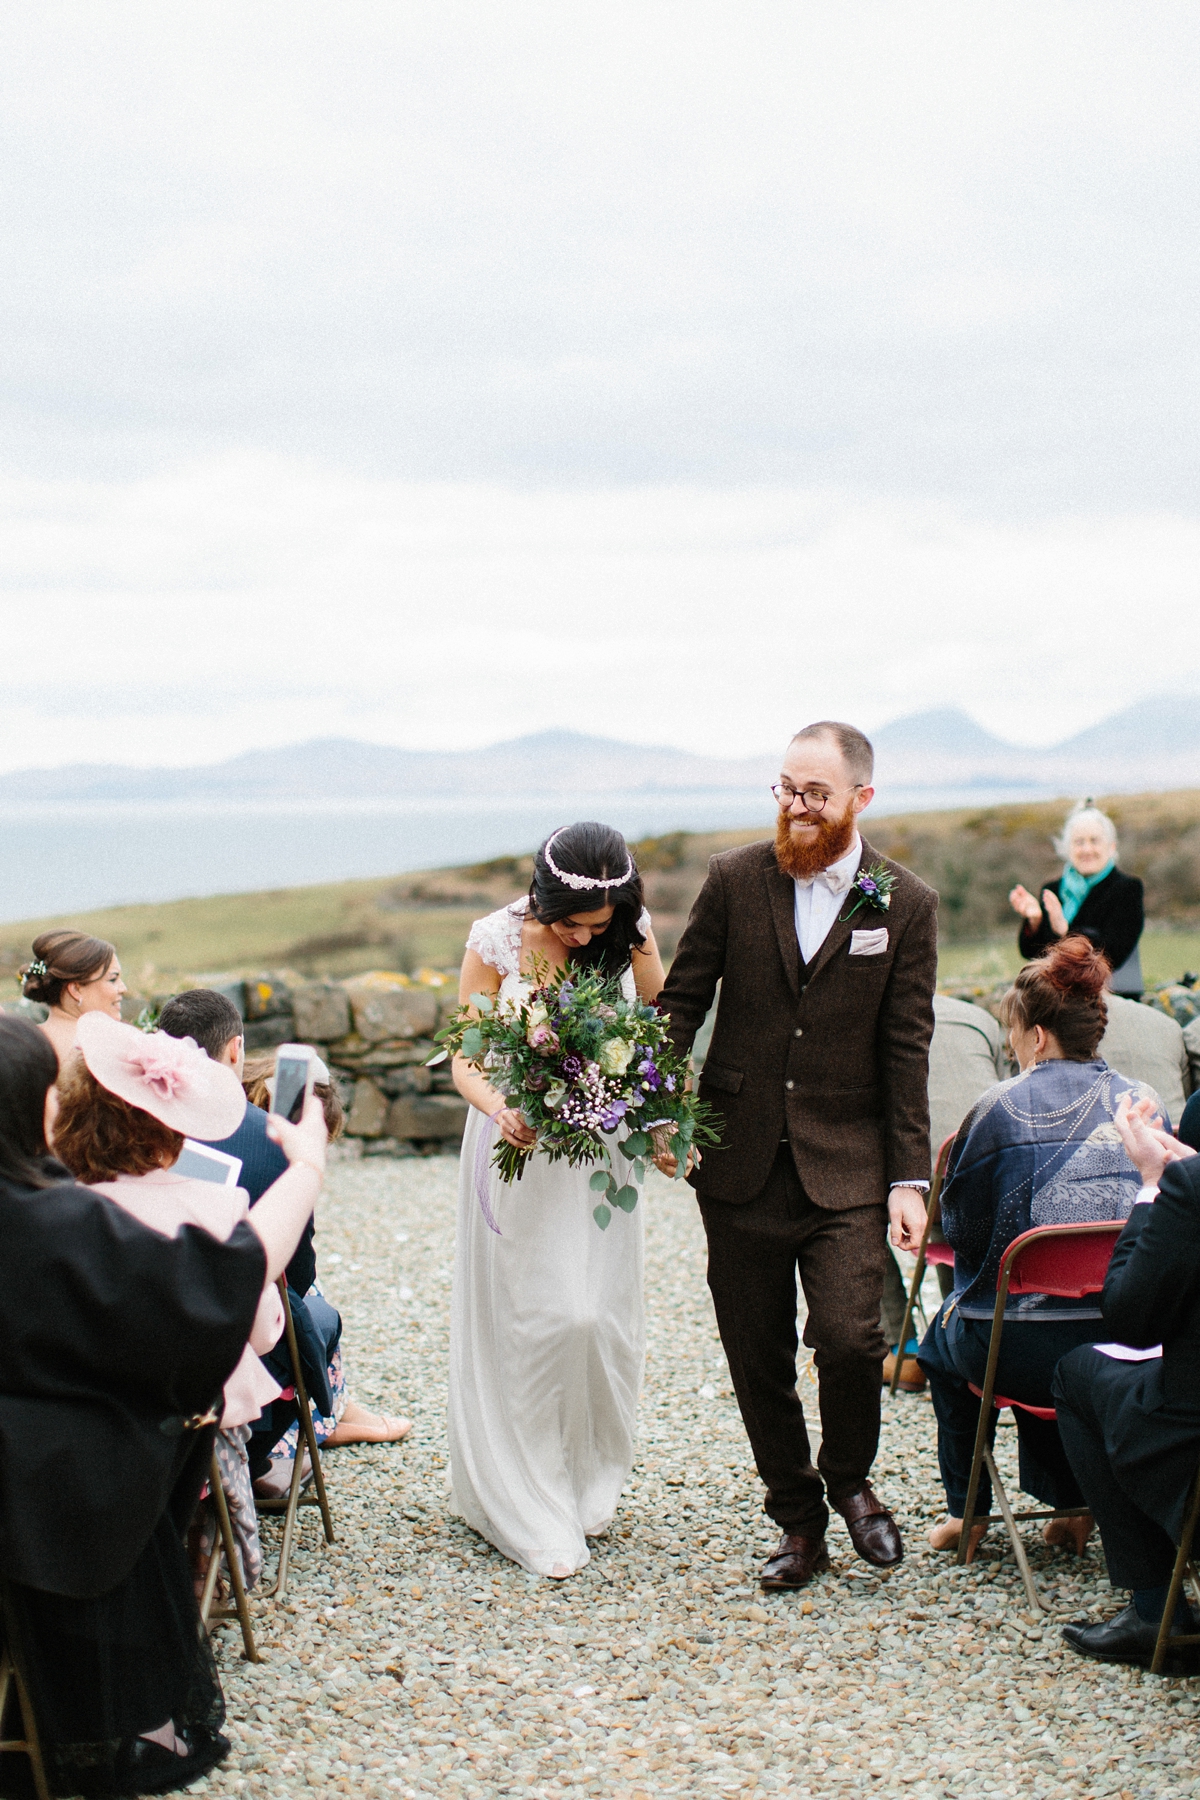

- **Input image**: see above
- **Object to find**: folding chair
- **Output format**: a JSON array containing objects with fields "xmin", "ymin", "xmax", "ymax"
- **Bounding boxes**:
[
  {"xmin": 958, "ymin": 1219, "xmax": 1125, "ymax": 1610},
  {"xmin": 256, "ymin": 1279, "xmax": 335, "ymax": 1599},
  {"xmin": 1152, "ymin": 1463, "xmax": 1200, "ymax": 1676},
  {"xmin": 0, "ymin": 1583, "xmax": 51, "ymax": 1800},
  {"xmin": 198, "ymin": 1445, "xmax": 261, "ymax": 1663},
  {"xmin": 889, "ymin": 1133, "xmax": 957, "ymax": 1397}
]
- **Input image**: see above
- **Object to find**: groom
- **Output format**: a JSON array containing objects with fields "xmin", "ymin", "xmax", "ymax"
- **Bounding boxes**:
[{"xmin": 659, "ymin": 720, "xmax": 937, "ymax": 1587}]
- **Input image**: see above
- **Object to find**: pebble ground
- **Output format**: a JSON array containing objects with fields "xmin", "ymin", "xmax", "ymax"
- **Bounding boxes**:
[{"xmin": 194, "ymin": 1150, "xmax": 1200, "ymax": 1800}]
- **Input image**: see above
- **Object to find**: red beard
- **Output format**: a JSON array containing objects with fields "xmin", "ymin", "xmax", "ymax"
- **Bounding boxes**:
[{"xmin": 774, "ymin": 803, "xmax": 858, "ymax": 880}]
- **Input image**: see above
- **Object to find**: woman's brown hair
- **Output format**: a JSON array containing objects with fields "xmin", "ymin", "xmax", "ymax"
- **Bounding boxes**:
[
  {"xmin": 1000, "ymin": 935, "xmax": 1111, "ymax": 1061},
  {"xmin": 53, "ymin": 1057, "xmax": 184, "ymax": 1185},
  {"xmin": 20, "ymin": 929, "xmax": 116, "ymax": 1008}
]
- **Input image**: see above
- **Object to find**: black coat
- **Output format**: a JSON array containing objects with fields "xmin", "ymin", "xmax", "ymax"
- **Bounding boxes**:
[
  {"xmin": 1074, "ymin": 1158, "xmax": 1200, "ymax": 1541},
  {"xmin": 0, "ymin": 1165, "xmax": 264, "ymax": 1598},
  {"xmin": 1018, "ymin": 866, "xmax": 1143, "ymax": 976}
]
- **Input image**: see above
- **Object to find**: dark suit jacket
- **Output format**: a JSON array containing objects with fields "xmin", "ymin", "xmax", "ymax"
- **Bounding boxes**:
[
  {"xmin": 204, "ymin": 1098, "xmax": 316, "ymax": 1294},
  {"xmin": 1018, "ymin": 867, "xmax": 1144, "ymax": 978},
  {"xmin": 1076, "ymin": 1159, "xmax": 1200, "ymax": 1539},
  {"xmin": 658, "ymin": 835, "xmax": 938, "ymax": 1209}
]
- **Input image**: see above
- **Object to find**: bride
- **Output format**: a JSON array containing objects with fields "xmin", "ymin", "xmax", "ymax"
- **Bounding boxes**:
[{"xmin": 449, "ymin": 821, "xmax": 665, "ymax": 1578}]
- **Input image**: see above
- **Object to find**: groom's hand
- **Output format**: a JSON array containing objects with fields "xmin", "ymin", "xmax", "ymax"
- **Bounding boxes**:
[{"xmin": 888, "ymin": 1186, "xmax": 928, "ymax": 1254}]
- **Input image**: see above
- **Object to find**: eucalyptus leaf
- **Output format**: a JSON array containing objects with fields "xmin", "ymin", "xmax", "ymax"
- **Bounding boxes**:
[
  {"xmin": 425, "ymin": 1049, "xmax": 448, "ymax": 1066},
  {"xmin": 614, "ymin": 1185, "xmax": 639, "ymax": 1212},
  {"xmin": 469, "ymin": 992, "xmax": 494, "ymax": 1015},
  {"xmin": 623, "ymin": 1131, "xmax": 651, "ymax": 1158},
  {"xmin": 593, "ymin": 1203, "xmax": 612, "ymax": 1231},
  {"xmin": 632, "ymin": 1160, "xmax": 645, "ymax": 1182},
  {"xmin": 461, "ymin": 1026, "xmax": 484, "ymax": 1059},
  {"xmin": 589, "ymin": 1170, "xmax": 613, "ymax": 1192}
]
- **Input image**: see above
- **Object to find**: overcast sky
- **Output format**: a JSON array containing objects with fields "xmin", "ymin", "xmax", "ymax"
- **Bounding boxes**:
[{"xmin": 1, "ymin": 2, "xmax": 1197, "ymax": 771}]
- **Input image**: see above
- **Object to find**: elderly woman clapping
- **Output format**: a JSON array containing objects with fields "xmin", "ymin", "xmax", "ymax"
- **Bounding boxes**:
[{"xmin": 1009, "ymin": 802, "xmax": 1145, "ymax": 998}]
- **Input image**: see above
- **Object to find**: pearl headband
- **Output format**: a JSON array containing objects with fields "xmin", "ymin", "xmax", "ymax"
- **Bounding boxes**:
[{"xmin": 543, "ymin": 829, "xmax": 634, "ymax": 893}]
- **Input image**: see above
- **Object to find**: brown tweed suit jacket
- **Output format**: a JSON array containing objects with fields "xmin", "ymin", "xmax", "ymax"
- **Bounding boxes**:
[{"xmin": 659, "ymin": 835, "xmax": 938, "ymax": 1209}]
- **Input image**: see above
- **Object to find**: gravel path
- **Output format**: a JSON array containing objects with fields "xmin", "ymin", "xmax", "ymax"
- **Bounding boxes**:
[{"xmin": 194, "ymin": 1152, "xmax": 1199, "ymax": 1799}]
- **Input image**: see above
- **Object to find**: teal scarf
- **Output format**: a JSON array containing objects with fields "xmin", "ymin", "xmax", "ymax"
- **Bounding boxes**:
[{"xmin": 1059, "ymin": 858, "xmax": 1115, "ymax": 924}]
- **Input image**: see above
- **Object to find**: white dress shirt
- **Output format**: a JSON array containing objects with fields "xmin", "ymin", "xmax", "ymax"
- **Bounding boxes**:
[
  {"xmin": 792, "ymin": 834, "xmax": 862, "ymax": 966},
  {"xmin": 791, "ymin": 833, "xmax": 927, "ymax": 1195}
]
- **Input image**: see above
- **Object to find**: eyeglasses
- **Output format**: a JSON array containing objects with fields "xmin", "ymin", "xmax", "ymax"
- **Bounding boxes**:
[{"xmin": 771, "ymin": 782, "xmax": 863, "ymax": 814}]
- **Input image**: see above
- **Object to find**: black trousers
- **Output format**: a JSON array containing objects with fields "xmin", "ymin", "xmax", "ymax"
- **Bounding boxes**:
[
  {"xmin": 917, "ymin": 1300, "xmax": 1094, "ymax": 1517},
  {"xmin": 1054, "ymin": 1345, "xmax": 1193, "ymax": 1591},
  {"xmin": 700, "ymin": 1142, "xmax": 888, "ymax": 1537}
]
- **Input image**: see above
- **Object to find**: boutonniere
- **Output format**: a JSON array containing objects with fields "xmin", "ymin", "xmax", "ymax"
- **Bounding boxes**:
[{"xmin": 840, "ymin": 861, "xmax": 896, "ymax": 922}]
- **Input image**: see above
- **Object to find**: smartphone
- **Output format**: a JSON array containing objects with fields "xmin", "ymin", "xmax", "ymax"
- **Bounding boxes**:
[{"xmin": 272, "ymin": 1043, "xmax": 316, "ymax": 1125}]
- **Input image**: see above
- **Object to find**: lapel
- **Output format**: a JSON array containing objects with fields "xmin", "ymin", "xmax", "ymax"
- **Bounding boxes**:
[
  {"xmin": 764, "ymin": 855, "xmax": 802, "ymax": 1000},
  {"xmin": 803, "ymin": 836, "xmax": 874, "ymax": 985}
]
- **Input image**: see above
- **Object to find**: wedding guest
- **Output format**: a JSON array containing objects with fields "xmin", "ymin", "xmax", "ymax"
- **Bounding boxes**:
[
  {"xmin": 159, "ymin": 988, "xmax": 410, "ymax": 1455},
  {"xmin": 19, "ymin": 927, "xmax": 126, "ymax": 1063},
  {"xmin": 1098, "ymin": 993, "xmax": 1189, "ymax": 1124},
  {"xmin": 1010, "ymin": 803, "xmax": 1144, "ymax": 997},
  {"xmin": 0, "ymin": 1012, "xmax": 324, "ymax": 1795},
  {"xmin": 1053, "ymin": 1098, "xmax": 1200, "ymax": 1668},
  {"xmin": 882, "ymin": 994, "xmax": 1009, "ymax": 1392},
  {"xmin": 659, "ymin": 722, "xmax": 936, "ymax": 1588},
  {"xmin": 54, "ymin": 1015, "xmax": 290, "ymax": 1596},
  {"xmin": 918, "ymin": 938, "xmax": 1164, "ymax": 1560}
]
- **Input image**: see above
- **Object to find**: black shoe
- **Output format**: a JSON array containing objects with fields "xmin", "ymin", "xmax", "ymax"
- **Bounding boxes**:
[
  {"xmin": 111, "ymin": 1727, "xmax": 230, "ymax": 1795},
  {"xmin": 1061, "ymin": 1603, "xmax": 1199, "ymax": 1670}
]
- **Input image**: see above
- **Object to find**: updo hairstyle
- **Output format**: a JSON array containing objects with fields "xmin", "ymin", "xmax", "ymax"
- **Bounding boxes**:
[
  {"xmin": 999, "ymin": 936, "xmax": 1111, "ymax": 1061},
  {"xmin": 528, "ymin": 821, "xmax": 647, "ymax": 979},
  {"xmin": 20, "ymin": 930, "xmax": 116, "ymax": 1007},
  {"xmin": 53, "ymin": 1058, "xmax": 184, "ymax": 1186}
]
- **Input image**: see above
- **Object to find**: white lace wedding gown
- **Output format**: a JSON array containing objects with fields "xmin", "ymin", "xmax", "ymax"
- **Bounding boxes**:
[{"xmin": 449, "ymin": 898, "xmax": 647, "ymax": 1578}]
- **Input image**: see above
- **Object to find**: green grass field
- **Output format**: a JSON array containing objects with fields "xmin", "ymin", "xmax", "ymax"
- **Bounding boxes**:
[{"xmin": 6, "ymin": 807, "xmax": 1200, "ymax": 1002}]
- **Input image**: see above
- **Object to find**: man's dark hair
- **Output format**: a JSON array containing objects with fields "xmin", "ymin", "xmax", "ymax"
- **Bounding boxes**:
[
  {"xmin": 0, "ymin": 1014, "xmax": 63, "ymax": 1190},
  {"xmin": 158, "ymin": 989, "xmax": 244, "ymax": 1061},
  {"xmin": 790, "ymin": 720, "xmax": 875, "ymax": 785}
]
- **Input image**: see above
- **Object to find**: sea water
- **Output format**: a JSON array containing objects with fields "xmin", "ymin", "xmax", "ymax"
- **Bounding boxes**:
[{"xmin": 0, "ymin": 783, "xmax": 1056, "ymax": 923}]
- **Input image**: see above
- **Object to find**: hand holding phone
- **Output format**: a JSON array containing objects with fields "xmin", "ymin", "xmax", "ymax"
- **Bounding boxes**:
[{"xmin": 272, "ymin": 1044, "xmax": 316, "ymax": 1125}]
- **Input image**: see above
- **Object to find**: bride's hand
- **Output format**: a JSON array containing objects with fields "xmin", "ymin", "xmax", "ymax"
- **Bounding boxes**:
[{"xmin": 493, "ymin": 1106, "xmax": 537, "ymax": 1149}]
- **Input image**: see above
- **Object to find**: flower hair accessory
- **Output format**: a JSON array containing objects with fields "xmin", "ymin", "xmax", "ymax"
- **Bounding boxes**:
[
  {"xmin": 543, "ymin": 829, "xmax": 634, "ymax": 893},
  {"xmin": 22, "ymin": 959, "xmax": 48, "ymax": 983}
]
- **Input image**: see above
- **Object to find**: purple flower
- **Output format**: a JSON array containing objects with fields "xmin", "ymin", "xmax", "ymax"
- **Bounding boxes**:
[
  {"xmin": 560, "ymin": 1053, "xmax": 584, "ymax": 1079},
  {"xmin": 599, "ymin": 1100, "xmax": 628, "ymax": 1129},
  {"xmin": 664, "ymin": 1074, "xmax": 676, "ymax": 1092}
]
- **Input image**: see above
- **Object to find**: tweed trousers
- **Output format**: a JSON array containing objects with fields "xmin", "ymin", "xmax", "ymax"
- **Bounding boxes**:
[{"xmin": 700, "ymin": 1141, "xmax": 889, "ymax": 1537}]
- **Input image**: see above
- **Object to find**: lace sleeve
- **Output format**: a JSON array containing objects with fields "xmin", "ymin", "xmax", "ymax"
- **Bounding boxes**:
[
  {"xmin": 637, "ymin": 907, "xmax": 652, "ymax": 938},
  {"xmin": 466, "ymin": 903, "xmax": 525, "ymax": 978}
]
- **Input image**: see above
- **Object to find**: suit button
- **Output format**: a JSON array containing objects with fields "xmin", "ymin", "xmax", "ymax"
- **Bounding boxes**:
[
  {"xmin": 794, "ymin": 1027, "xmax": 803, "ymax": 1038},
  {"xmin": 785, "ymin": 1080, "xmax": 795, "ymax": 1090}
]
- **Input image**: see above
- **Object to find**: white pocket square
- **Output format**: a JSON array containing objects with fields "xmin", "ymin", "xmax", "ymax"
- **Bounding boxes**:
[{"xmin": 849, "ymin": 928, "xmax": 889, "ymax": 956}]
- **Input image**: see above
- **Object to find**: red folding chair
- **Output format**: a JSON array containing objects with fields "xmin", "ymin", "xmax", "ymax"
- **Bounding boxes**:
[
  {"xmin": 889, "ymin": 1133, "xmax": 957, "ymax": 1397},
  {"xmin": 958, "ymin": 1220, "xmax": 1125, "ymax": 1610}
]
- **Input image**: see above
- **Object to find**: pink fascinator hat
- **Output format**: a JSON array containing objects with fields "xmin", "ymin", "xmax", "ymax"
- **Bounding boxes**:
[{"xmin": 76, "ymin": 1013, "xmax": 246, "ymax": 1140}]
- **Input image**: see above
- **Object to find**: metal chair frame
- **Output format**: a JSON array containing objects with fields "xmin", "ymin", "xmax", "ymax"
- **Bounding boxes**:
[
  {"xmin": 0, "ymin": 1584, "xmax": 51, "ymax": 1800},
  {"xmin": 889, "ymin": 1133, "xmax": 956, "ymax": 1396},
  {"xmin": 255, "ymin": 1279, "xmax": 335, "ymax": 1598},
  {"xmin": 1152, "ymin": 1463, "xmax": 1200, "ymax": 1676},
  {"xmin": 198, "ymin": 1444, "xmax": 261, "ymax": 1662},
  {"xmin": 958, "ymin": 1219, "xmax": 1125, "ymax": 1610}
]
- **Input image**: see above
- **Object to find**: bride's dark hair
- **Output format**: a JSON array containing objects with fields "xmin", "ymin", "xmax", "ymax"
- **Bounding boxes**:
[{"xmin": 529, "ymin": 821, "xmax": 646, "ymax": 978}]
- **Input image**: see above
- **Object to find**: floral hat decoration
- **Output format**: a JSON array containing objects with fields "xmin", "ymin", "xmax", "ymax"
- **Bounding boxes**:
[{"xmin": 75, "ymin": 1013, "xmax": 246, "ymax": 1140}]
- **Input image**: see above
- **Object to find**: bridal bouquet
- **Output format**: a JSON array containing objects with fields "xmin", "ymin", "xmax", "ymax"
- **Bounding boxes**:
[{"xmin": 432, "ymin": 963, "xmax": 718, "ymax": 1228}]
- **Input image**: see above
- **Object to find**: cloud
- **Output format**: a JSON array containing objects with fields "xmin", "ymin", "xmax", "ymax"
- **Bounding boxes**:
[
  {"xmin": 0, "ymin": 2, "xmax": 1196, "ymax": 505},
  {"xmin": 2, "ymin": 454, "xmax": 1198, "ymax": 770}
]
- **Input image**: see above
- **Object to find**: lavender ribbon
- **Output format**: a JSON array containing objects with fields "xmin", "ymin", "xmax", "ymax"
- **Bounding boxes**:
[{"xmin": 475, "ymin": 1110, "xmax": 504, "ymax": 1235}]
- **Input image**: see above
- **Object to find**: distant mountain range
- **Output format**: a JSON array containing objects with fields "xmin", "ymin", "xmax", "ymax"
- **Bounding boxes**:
[{"xmin": 1, "ymin": 698, "xmax": 1198, "ymax": 805}]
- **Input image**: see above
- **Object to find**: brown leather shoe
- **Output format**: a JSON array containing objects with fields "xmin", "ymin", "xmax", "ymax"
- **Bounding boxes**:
[
  {"xmin": 759, "ymin": 1533, "xmax": 830, "ymax": 1591},
  {"xmin": 834, "ymin": 1484, "xmax": 903, "ymax": 1567},
  {"xmin": 882, "ymin": 1348, "xmax": 926, "ymax": 1393}
]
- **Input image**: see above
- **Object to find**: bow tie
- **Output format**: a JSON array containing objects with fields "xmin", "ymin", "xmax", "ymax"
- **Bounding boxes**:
[{"xmin": 797, "ymin": 865, "xmax": 854, "ymax": 895}]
